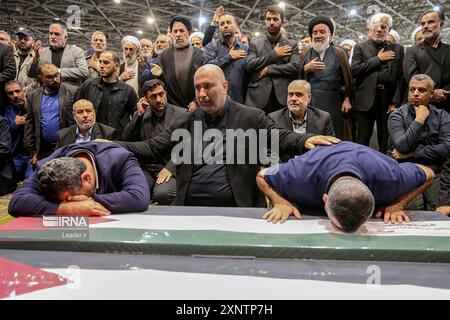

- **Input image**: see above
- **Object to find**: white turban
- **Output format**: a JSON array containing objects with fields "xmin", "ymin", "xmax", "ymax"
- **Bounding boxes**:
[
  {"xmin": 189, "ymin": 31, "xmax": 205, "ymax": 42},
  {"xmin": 340, "ymin": 39, "xmax": 356, "ymax": 49},
  {"xmin": 121, "ymin": 35, "xmax": 141, "ymax": 50}
]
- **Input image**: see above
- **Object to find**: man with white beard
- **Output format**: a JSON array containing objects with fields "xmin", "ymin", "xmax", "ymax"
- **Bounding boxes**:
[
  {"xmin": 139, "ymin": 38, "xmax": 153, "ymax": 63},
  {"xmin": 119, "ymin": 35, "xmax": 146, "ymax": 97},
  {"xmin": 140, "ymin": 34, "xmax": 171, "ymax": 84},
  {"xmin": 299, "ymin": 17, "xmax": 353, "ymax": 140},
  {"xmin": 352, "ymin": 13, "xmax": 404, "ymax": 153}
]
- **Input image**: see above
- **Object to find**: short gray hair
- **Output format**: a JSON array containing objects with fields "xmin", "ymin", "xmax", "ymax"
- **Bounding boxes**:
[
  {"xmin": 370, "ymin": 13, "xmax": 393, "ymax": 28},
  {"xmin": 410, "ymin": 74, "xmax": 435, "ymax": 90},
  {"xmin": 73, "ymin": 99, "xmax": 95, "ymax": 113},
  {"xmin": 38, "ymin": 157, "xmax": 86, "ymax": 200},
  {"xmin": 288, "ymin": 80, "xmax": 311, "ymax": 95},
  {"xmin": 327, "ymin": 177, "xmax": 375, "ymax": 233},
  {"xmin": 49, "ymin": 23, "xmax": 68, "ymax": 35}
]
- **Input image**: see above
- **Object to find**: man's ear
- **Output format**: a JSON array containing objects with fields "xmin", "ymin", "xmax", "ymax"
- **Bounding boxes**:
[
  {"xmin": 80, "ymin": 171, "xmax": 92, "ymax": 185},
  {"xmin": 322, "ymin": 193, "xmax": 328, "ymax": 204}
]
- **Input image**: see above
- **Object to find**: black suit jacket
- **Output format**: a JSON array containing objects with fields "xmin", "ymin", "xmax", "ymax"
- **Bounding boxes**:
[
  {"xmin": 269, "ymin": 106, "xmax": 334, "ymax": 161},
  {"xmin": 118, "ymin": 99, "xmax": 313, "ymax": 207},
  {"xmin": 24, "ymin": 83, "xmax": 74, "ymax": 155},
  {"xmin": 245, "ymin": 34, "xmax": 300, "ymax": 108},
  {"xmin": 122, "ymin": 103, "xmax": 187, "ymax": 175},
  {"xmin": 158, "ymin": 46, "xmax": 203, "ymax": 108},
  {"xmin": 0, "ymin": 44, "xmax": 17, "ymax": 113},
  {"xmin": 0, "ymin": 115, "xmax": 16, "ymax": 195},
  {"xmin": 404, "ymin": 41, "xmax": 450, "ymax": 109},
  {"xmin": 351, "ymin": 40, "xmax": 404, "ymax": 111},
  {"xmin": 55, "ymin": 122, "xmax": 119, "ymax": 149}
]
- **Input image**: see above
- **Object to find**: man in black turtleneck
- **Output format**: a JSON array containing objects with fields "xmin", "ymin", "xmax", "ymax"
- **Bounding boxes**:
[
  {"xmin": 28, "ymin": 23, "xmax": 88, "ymax": 92},
  {"xmin": 404, "ymin": 9, "xmax": 450, "ymax": 113},
  {"xmin": 156, "ymin": 16, "xmax": 203, "ymax": 110},
  {"xmin": 352, "ymin": 13, "xmax": 404, "ymax": 153}
]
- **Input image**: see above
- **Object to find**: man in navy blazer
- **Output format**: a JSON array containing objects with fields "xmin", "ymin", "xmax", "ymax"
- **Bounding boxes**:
[{"xmin": 8, "ymin": 141, "xmax": 150, "ymax": 217}]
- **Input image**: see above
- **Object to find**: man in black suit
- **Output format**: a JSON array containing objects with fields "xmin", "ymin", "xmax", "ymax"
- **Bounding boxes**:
[
  {"xmin": 56, "ymin": 99, "xmax": 118, "ymax": 149},
  {"xmin": 122, "ymin": 79, "xmax": 186, "ymax": 205},
  {"xmin": 117, "ymin": 64, "xmax": 339, "ymax": 207},
  {"xmin": 0, "ymin": 114, "xmax": 16, "ymax": 195},
  {"xmin": 352, "ymin": 13, "xmax": 404, "ymax": 153},
  {"xmin": 245, "ymin": 5, "xmax": 300, "ymax": 114},
  {"xmin": 0, "ymin": 43, "xmax": 16, "ymax": 113},
  {"xmin": 404, "ymin": 9, "xmax": 450, "ymax": 113},
  {"xmin": 157, "ymin": 16, "xmax": 203, "ymax": 110},
  {"xmin": 269, "ymin": 80, "xmax": 334, "ymax": 162}
]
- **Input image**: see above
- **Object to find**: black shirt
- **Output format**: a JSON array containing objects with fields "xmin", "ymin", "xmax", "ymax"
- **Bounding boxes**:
[
  {"xmin": 50, "ymin": 47, "xmax": 64, "ymax": 68},
  {"xmin": 97, "ymin": 81, "xmax": 116, "ymax": 133},
  {"xmin": 185, "ymin": 100, "xmax": 236, "ymax": 207}
]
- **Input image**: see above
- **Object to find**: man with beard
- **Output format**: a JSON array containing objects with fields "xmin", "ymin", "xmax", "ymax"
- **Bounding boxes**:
[
  {"xmin": 24, "ymin": 63, "xmax": 73, "ymax": 172},
  {"xmin": 75, "ymin": 51, "xmax": 138, "ymax": 139},
  {"xmin": 246, "ymin": 5, "xmax": 300, "ymax": 114},
  {"xmin": 300, "ymin": 17, "xmax": 353, "ymax": 140},
  {"xmin": 117, "ymin": 64, "xmax": 339, "ymax": 207},
  {"xmin": 352, "ymin": 13, "xmax": 404, "ymax": 152},
  {"xmin": 122, "ymin": 79, "xmax": 186, "ymax": 204},
  {"xmin": 269, "ymin": 80, "xmax": 334, "ymax": 162},
  {"xmin": 56, "ymin": 99, "xmax": 118, "ymax": 148},
  {"xmin": 119, "ymin": 35, "xmax": 146, "ymax": 97},
  {"xmin": 4, "ymin": 81, "xmax": 32, "ymax": 180},
  {"xmin": 13, "ymin": 28, "xmax": 36, "ymax": 87},
  {"xmin": 28, "ymin": 23, "xmax": 88, "ymax": 91},
  {"xmin": 156, "ymin": 16, "xmax": 203, "ymax": 110},
  {"xmin": 203, "ymin": 12, "xmax": 249, "ymax": 103},
  {"xmin": 139, "ymin": 38, "xmax": 153, "ymax": 63},
  {"xmin": 86, "ymin": 31, "xmax": 107, "ymax": 79},
  {"xmin": 404, "ymin": 9, "xmax": 450, "ymax": 113},
  {"xmin": 140, "ymin": 34, "xmax": 171, "ymax": 83}
]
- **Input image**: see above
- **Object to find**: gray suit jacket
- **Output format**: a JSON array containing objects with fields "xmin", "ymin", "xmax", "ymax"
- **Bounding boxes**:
[
  {"xmin": 56, "ymin": 122, "xmax": 119, "ymax": 149},
  {"xmin": 269, "ymin": 106, "xmax": 334, "ymax": 161},
  {"xmin": 28, "ymin": 44, "xmax": 88, "ymax": 91},
  {"xmin": 245, "ymin": 35, "xmax": 300, "ymax": 108}
]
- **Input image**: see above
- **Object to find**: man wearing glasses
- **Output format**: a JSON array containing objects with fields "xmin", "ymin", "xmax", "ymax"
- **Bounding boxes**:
[{"xmin": 24, "ymin": 63, "xmax": 73, "ymax": 172}]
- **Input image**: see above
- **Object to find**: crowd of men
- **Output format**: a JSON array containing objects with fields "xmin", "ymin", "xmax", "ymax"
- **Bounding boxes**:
[{"xmin": 1, "ymin": 5, "xmax": 450, "ymax": 232}]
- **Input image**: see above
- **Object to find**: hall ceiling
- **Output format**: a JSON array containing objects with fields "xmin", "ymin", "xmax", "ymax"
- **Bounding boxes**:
[{"xmin": 1, "ymin": 0, "xmax": 449, "ymax": 50}]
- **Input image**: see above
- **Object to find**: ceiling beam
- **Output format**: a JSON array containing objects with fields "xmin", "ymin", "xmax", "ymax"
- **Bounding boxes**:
[{"xmin": 89, "ymin": 0, "xmax": 123, "ymax": 37}]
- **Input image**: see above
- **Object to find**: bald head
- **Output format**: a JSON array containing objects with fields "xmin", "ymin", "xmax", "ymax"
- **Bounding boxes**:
[
  {"xmin": 194, "ymin": 64, "xmax": 226, "ymax": 82},
  {"xmin": 194, "ymin": 64, "xmax": 228, "ymax": 119}
]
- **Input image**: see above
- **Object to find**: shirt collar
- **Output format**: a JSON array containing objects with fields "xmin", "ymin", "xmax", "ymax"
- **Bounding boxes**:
[
  {"xmin": 289, "ymin": 109, "xmax": 307, "ymax": 125},
  {"xmin": 202, "ymin": 97, "xmax": 232, "ymax": 125},
  {"xmin": 76, "ymin": 124, "xmax": 95, "ymax": 139}
]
